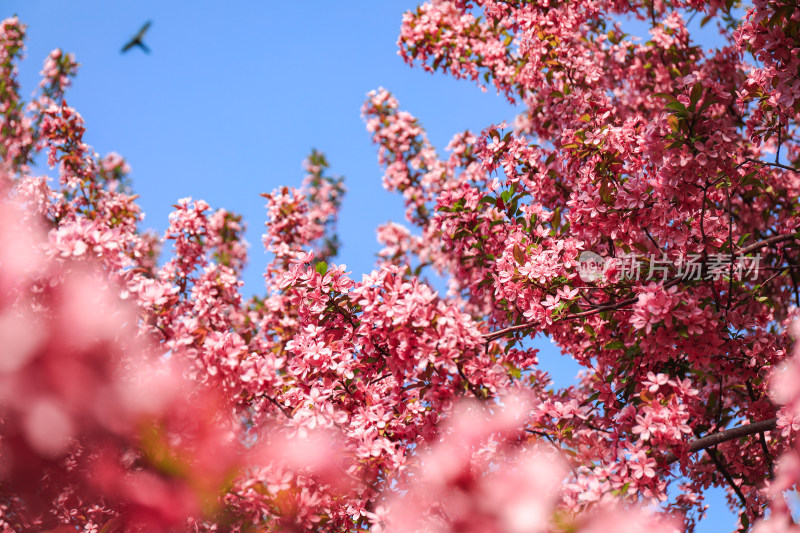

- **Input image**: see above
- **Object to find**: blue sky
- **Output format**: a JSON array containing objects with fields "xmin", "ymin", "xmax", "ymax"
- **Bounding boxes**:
[
  {"xmin": 8, "ymin": 1, "xmax": 518, "ymax": 290},
  {"xmin": 4, "ymin": 1, "xmax": 739, "ymax": 530}
]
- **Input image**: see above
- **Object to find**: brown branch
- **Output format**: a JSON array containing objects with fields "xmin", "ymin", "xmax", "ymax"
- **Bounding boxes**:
[
  {"xmin": 736, "ymin": 233, "xmax": 798, "ymax": 256},
  {"xmin": 456, "ymin": 361, "xmax": 484, "ymax": 400},
  {"xmin": 664, "ymin": 418, "xmax": 777, "ymax": 465},
  {"xmin": 525, "ymin": 427, "xmax": 580, "ymax": 476},
  {"xmin": 744, "ymin": 157, "xmax": 799, "ymax": 173},
  {"xmin": 252, "ymin": 393, "xmax": 292, "ymax": 419},
  {"xmin": 483, "ymin": 277, "xmax": 682, "ymax": 342},
  {"xmin": 747, "ymin": 382, "xmax": 775, "ymax": 479},
  {"xmin": 708, "ymin": 446, "xmax": 750, "ymax": 513}
]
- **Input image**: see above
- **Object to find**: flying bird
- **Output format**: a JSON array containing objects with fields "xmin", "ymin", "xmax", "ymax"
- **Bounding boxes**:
[{"xmin": 121, "ymin": 21, "xmax": 152, "ymax": 54}]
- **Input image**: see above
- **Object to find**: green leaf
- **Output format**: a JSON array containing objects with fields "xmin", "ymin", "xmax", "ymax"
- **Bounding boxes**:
[
  {"xmin": 740, "ymin": 172, "xmax": 759, "ymax": 187},
  {"xmin": 99, "ymin": 517, "xmax": 124, "ymax": 533},
  {"xmin": 698, "ymin": 96, "xmax": 717, "ymax": 115},
  {"xmin": 315, "ymin": 261, "xmax": 328, "ymax": 276},
  {"xmin": 604, "ymin": 340, "xmax": 625, "ymax": 350},
  {"xmin": 513, "ymin": 244, "xmax": 527, "ymax": 265},
  {"xmin": 690, "ymin": 83, "xmax": 704, "ymax": 106},
  {"xmin": 665, "ymin": 101, "xmax": 686, "ymax": 113},
  {"xmin": 551, "ymin": 207, "xmax": 561, "ymax": 230},
  {"xmin": 599, "ymin": 180, "xmax": 613, "ymax": 204},
  {"xmin": 667, "ymin": 114, "xmax": 680, "ymax": 132},
  {"xmin": 652, "ymin": 93, "xmax": 679, "ymax": 102}
]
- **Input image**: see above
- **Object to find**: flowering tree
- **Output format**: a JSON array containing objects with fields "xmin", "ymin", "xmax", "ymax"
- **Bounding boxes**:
[{"xmin": 1, "ymin": 0, "xmax": 800, "ymax": 531}]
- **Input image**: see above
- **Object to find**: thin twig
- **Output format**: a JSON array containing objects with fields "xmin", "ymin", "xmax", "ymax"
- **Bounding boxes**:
[
  {"xmin": 746, "ymin": 381, "xmax": 775, "ymax": 479},
  {"xmin": 744, "ymin": 157, "xmax": 799, "ymax": 173},
  {"xmin": 256, "ymin": 393, "xmax": 292, "ymax": 419},
  {"xmin": 484, "ymin": 277, "xmax": 683, "ymax": 342},
  {"xmin": 708, "ymin": 446, "xmax": 750, "ymax": 513},
  {"xmin": 726, "ymin": 188, "xmax": 734, "ymax": 313}
]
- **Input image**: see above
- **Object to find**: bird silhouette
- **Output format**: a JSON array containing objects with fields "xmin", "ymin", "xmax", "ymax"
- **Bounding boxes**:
[{"xmin": 121, "ymin": 21, "xmax": 152, "ymax": 54}]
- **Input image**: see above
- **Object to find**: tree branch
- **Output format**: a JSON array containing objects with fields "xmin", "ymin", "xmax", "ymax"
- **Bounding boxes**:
[
  {"xmin": 483, "ymin": 277, "xmax": 682, "ymax": 342},
  {"xmin": 747, "ymin": 382, "xmax": 775, "ymax": 479},
  {"xmin": 744, "ymin": 157, "xmax": 799, "ymax": 173},
  {"xmin": 736, "ymin": 233, "xmax": 798, "ymax": 256},
  {"xmin": 664, "ymin": 418, "xmax": 777, "ymax": 465},
  {"xmin": 253, "ymin": 393, "xmax": 292, "ymax": 419},
  {"xmin": 708, "ymin": 446, "xmax": 750, "ymax": 513}
]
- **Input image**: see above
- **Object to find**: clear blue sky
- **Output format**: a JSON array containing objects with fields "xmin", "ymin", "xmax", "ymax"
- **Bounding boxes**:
[
  {"xmin": 8, "ymin": 1, "xmax": 519, "ymax": 291},
  {"xmin": 3, "ymin": 1, "xmax": 736, "ymax": 530}
]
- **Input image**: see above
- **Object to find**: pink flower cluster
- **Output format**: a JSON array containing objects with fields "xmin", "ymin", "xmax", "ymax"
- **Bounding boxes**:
[{"xmin": 1, "ymin": 1, "xmax": 800, "ymax": 530}]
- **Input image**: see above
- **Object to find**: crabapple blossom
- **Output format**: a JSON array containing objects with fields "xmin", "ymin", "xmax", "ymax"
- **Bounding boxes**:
[{"xmin": 2, "ymin": 1, "xmax": 800, "ymax": 531}]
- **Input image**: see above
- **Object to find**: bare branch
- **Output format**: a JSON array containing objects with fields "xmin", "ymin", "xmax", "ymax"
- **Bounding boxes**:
[
  {"xmin": 664, "ymin": 418, "xmax": 777, "ymax": 465},
  {"xmin": 744, "ymin": 157, "xmax": 799, "ymax": 173},
  {"xmin": 708, "ymin": 446, "xmax": 751, "ymax": 513},
  {"xmin": 483, "ymin": 277, "xmax": 682, "ymax": 342},
  {"xmin": 737, "ymin": 233, "xmax": 798, "ymax": 256}
]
